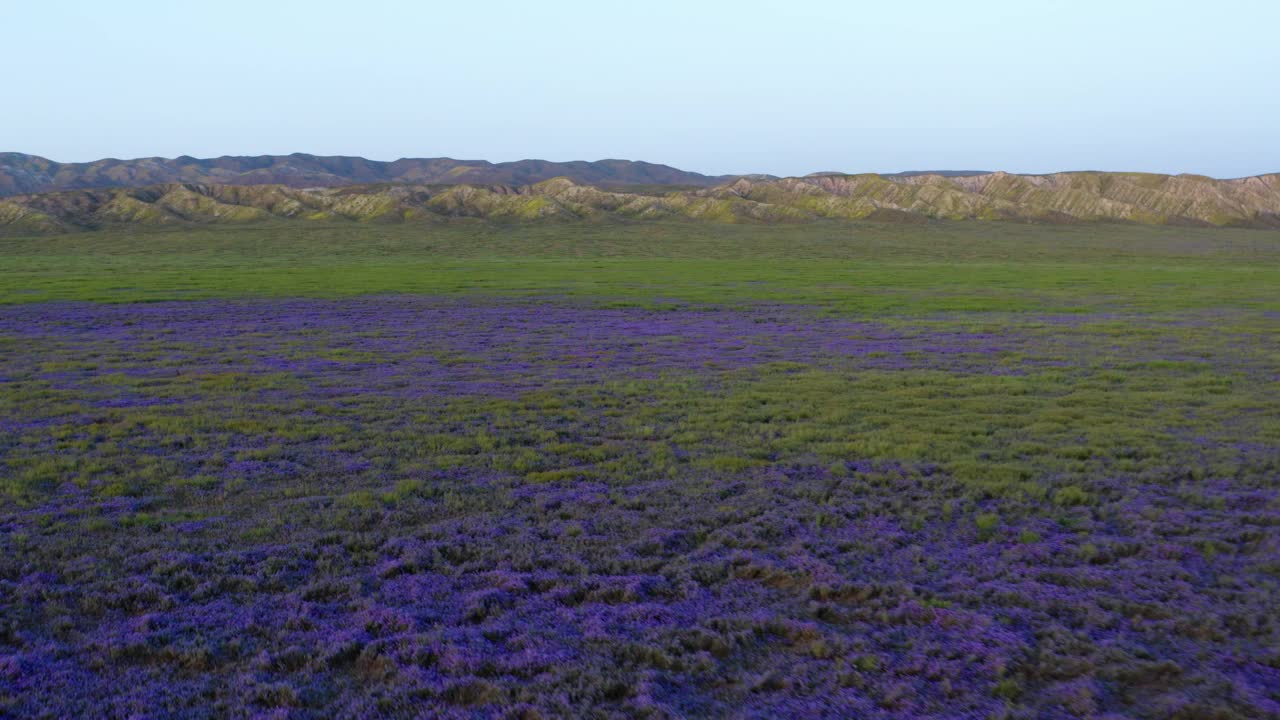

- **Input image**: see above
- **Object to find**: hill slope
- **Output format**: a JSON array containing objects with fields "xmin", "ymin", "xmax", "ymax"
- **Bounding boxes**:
[
  {"xmin": 0, "ymin": 153, "xmax": 740, "ymax": 196},
  {"xmin": 2, "ymin": 172, "xmax": 1279, "ymax": 234},
  {"xmin": 715, "ymin": 172, "xmax": 1280, "ymax": 226}
]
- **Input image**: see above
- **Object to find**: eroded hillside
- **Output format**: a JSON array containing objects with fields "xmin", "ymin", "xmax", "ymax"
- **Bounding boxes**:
[{"xmin": 3, "ymin": 171, "xmax": 1279, "ymax": 234}]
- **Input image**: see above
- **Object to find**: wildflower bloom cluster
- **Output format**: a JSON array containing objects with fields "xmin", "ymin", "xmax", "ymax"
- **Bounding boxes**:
[{"xmin": 1, "ymin": 297, "xmax": 1278, "ymax": 718}]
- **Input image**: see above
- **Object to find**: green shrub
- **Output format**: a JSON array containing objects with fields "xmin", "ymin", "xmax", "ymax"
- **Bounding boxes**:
[
  {"xmin": 975, "ymin": 513, "xmax": 1000, "ymax": 539},
  {"xmin": 1053, "ymin": 485, "xmax": 1092, "ymax": 506}
]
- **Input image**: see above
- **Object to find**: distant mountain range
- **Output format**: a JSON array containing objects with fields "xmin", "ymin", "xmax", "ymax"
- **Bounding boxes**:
[
  {"xmin": 879, "ymin": 170, "xmax": 994, "ymax": 178},
  {"xmin": 1, "ymin": 153, "xmax": 1278, "ymax": 234},
  {"xmin": 0, "ymin": 153, "xmax": 744, "ymax": 196}
]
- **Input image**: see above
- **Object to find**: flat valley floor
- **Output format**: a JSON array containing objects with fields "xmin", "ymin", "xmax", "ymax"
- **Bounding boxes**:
[{"xmin": 2, "ymin": 222, "xmax": 1278, "ymax": 718}]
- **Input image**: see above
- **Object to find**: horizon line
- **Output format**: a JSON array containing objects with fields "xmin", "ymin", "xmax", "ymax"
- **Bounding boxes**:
[{"xmin": 2, "ymin": 150, "xmax": 1276, "ymax": 182}]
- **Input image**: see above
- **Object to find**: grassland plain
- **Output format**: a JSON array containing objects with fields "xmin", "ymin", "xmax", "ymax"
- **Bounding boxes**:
[{"xmin": 1, "ymin": 221, "xmax": 1279, "ymax": 718}]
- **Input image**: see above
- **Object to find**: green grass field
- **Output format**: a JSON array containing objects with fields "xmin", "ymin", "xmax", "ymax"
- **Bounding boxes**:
[{"xmin": 4, "ymin": 221, "xmax": 1278, "ymax": 313}]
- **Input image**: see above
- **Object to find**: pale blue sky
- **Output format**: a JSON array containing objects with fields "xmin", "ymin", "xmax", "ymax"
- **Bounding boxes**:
[{"xmin": 5, "ymin": 0, "xmax": 1277, "ymax": 177}]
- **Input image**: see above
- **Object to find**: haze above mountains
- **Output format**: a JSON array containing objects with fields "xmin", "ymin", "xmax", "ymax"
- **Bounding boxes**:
[{"xmin": 2, "ymin": 152, "xmax": 1278, "ymax": 234}]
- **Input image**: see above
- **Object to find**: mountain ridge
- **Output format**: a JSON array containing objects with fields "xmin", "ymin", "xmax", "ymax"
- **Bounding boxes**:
[
  {"xmin": 0, "ymin": 152, "xmax": 747, "ymax": 197},
  {"xmin": 3, "ymin": 169, "xmax": 1280, "ymax": 235}
]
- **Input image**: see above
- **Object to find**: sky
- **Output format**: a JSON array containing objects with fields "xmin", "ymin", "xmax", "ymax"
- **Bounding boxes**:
[{"xmin": 5, "ymin": 0, "xmax": 1278, "ymax": 177}]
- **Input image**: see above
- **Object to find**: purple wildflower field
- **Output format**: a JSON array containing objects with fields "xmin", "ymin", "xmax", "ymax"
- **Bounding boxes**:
[{"xmin": 2, "ymin": 297, "xmax": 1279, "ymax": 718}]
